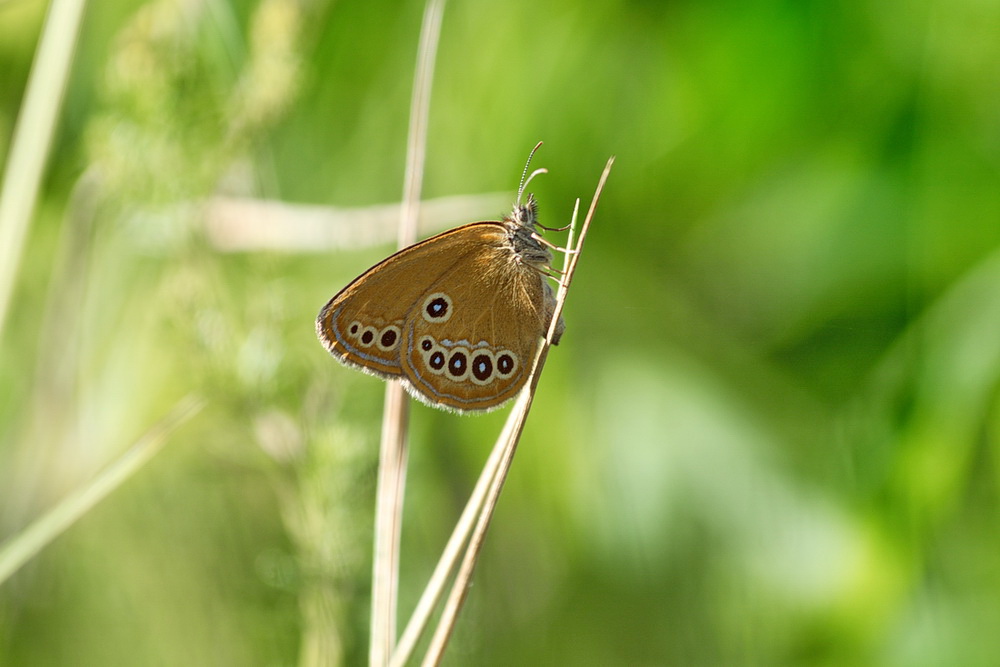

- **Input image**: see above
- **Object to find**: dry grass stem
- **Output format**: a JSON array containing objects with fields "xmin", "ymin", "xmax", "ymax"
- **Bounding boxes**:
[
  {"xmin": 387, "ymin": 157, "xmax": 614, "ymax": 666},
  {"xmin": 388, "ymin": 417, "xmax": 510, "ymax": 666},
  {"xmin": 371, "ymin": 1, "xmax": 447, "ymax": 665},
  {"xmin": 203, "ymin": 193, "xmax": 510, "ymax": 252}
]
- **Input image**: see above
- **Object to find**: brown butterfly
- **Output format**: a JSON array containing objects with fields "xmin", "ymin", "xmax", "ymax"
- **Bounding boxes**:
[{"xmin": 316, "ymin": 144, "xmax": 565, "ymax": 412}]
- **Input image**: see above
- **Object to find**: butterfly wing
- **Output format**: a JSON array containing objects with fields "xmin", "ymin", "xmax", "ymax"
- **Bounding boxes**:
[
  {"xmin": 316, "ymin": 222, "xmax": 505, "ymax": 379},
  {"xmin": 398, "ymin": 224, "xmax": 555, "ymax": 412}
]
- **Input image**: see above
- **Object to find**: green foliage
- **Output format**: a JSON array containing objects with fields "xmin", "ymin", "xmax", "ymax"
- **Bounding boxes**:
[{"xmin": 2, "ymin": 0, "xmax": 1000, "ymax": 664}]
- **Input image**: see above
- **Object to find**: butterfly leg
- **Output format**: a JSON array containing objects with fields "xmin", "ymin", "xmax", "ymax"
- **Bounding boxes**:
[{"xmin": 531, "ymin": 232, "xmax": 578, "ymax": 256}]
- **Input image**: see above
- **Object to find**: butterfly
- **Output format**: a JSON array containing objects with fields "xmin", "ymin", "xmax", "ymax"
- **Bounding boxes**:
[{"xmin": 315, "ymin": 144, "xmax": 565, "ymax": 412}]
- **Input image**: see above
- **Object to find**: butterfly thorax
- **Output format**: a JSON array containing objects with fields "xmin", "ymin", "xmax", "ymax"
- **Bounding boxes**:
[{"xmin": 504, "ymin": 194, "xmax": 552, "ymax": 271}]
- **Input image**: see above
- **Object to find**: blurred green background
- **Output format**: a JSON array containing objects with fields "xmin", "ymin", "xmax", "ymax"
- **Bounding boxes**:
[{"xmin": 3, "ymin": 0, "xmax": 1000, "ymax": 664}]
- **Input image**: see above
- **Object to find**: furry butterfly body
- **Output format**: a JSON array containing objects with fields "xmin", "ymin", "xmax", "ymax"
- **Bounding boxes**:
[{"xmin": 316, "ymin": 194, "xmax": 564, "ymax": 413}]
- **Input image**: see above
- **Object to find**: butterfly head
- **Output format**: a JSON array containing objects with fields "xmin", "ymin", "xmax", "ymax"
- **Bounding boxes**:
[
  {"xmin": 504, "ymin": 192, "xmax": 553, "ymax": 271},
  {"xmin": 507, "ymin": 143, "xmax": 555, "ymax": 269},
  {"xmin": 511, "ymin": 192, "xmax": 540, "ymax": 230}
]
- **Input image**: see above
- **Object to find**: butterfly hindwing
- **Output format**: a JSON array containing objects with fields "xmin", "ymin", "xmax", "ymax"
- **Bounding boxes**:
[{"xmin": 398, "ymin": 225, "xmax": 553, "ymax": 412}]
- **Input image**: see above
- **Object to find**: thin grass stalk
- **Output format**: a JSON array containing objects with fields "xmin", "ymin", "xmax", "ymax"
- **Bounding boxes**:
[
  {"xmin": 419, "ymin": 396, "xmax": 530, "ymax": 667},
  {"xmin": 391, "ymin": 191, "xmax": 584, "ymax": 667},
  {"xmin": 0, "ymin": 0, "xmax": 89, "ymax": 338},
  {"xmin": 0, "ymin": 396, "xmax": 204, "ymax": 585},
  {"xmin": 394, "ymin": 197, "xmax": 578, "ymax": 664},
  {"xmin": 390, "ymin": 349, "xmax": 549, "ymax": 666},
  {"xmin": 388, "ymin": 416, "xmax": 509, "ymax": 666},
  {"xmin": 420, "ymin": 157, "xmax": 615, "ymax": 665},
  {"xmin": 372, "ymin": 385, "xmax": 409, "ymax": 663},
  {"xmin": 370, "ymin": 1, "xmax": 447, "ymax": 664}
]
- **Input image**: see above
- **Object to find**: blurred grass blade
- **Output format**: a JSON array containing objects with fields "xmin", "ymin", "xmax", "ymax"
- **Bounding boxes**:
[
  {"xmin": 0, "ymin": 397, "xmax": 204, "ymax": 585},
  {"xmin": 0, "ymin": 0, "xmax": 89, "ymax": 338}
]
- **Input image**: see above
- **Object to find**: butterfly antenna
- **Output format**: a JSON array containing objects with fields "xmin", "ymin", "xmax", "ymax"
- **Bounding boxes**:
[{"xmin": 517, "ymin": 141, "xmax": 545, "ymax": 205}]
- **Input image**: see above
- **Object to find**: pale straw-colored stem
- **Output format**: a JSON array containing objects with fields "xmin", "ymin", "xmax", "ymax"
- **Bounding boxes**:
[
  {"xmin": 202, "ymin": 193, "xmax": 511, "ymax": 252},
  {"xmin": 372, "ymin": 385, "xmax": 410, "ymax": 664},
  {"xmin": 370, "ymin": 1, "xmax": 447, "ymax": 665},
  {"xmin": 410, "ymin": 157, "xmax": 615, "ymax": 666},
  {"xmin": 388, "ymin": 413, "xmax": 512, "ymax": 666}
]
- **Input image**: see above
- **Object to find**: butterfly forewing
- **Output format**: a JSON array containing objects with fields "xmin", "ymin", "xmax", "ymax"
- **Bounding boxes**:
[{"xmin": 316, "ymin": 224, "xmax": 492, "ymax": 380}]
